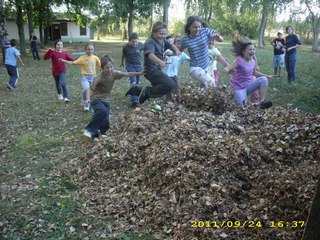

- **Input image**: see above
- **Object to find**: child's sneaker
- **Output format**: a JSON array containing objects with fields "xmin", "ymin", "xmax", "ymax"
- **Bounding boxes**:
[
  {"xmin": 83, "ymin": 102, "xmax": 90, "ymax": 111},
  {"xmin": 57, "ymin": 94, "xmax": 63, "ymax": 100},
  {"xmin": 138, "ymin": 86, "xmax": 149, "ymax": 104},
  {"xmin": 259, "ymin": 100, "xmax": 273, "ymax": 109},
  {"xmin": 6, "ymin": 83, "xmax": 15, "ymax": 91},
  {"xmin": 64, "ymin": 98, "xmax": 70, "ymax": 103},
  {"xmin": 83, "ymin": 129, "xmax": 92, "ymax": 138}
]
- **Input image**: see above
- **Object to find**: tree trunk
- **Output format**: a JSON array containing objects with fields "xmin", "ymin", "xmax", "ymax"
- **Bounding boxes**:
[
  {"xmin": 163, "ymin": 0, "xmax": 170, "ymax": 27},
  {"xmin": 44, "ymin": 27, "xmax": 49, "ymax": 46},
  {"xmin": 128, "ymin": 12, "xmax": 134, "ymax": 37},
  {"xmin": 149, "ymin": 9, "xmax": 153, "ymax": 33},
  {"xmin": 16, "ymin": 0, "xmax": 26, "ymax": 55},
  {"xmin": 26, "ymin": 0, "xmax": 33, "ymax": 37},
  {"xmin": 0, "ymin": 0, "xmax": 6, "ymax": 37},
  {"xmin": 312, "ymin": 27, "xmax": 319, "ymax": 52},
  {"xmin": 258, "ymin": 1, "xmax": 268, "ymax": 48},
  {"xmin": 121, "ymin": 19, "xmax": 127, "ymax": 41},
  {"xmin": 39, "ymin": 21, "xmax": 44, "ymax": 47}
]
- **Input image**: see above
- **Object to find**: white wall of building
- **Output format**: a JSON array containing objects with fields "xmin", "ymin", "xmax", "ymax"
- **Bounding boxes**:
[
  {"xmin": 5, "ymin": 21, "xmax": 41, "ymax": 40},
  {"xmin": 6, "ymin": 21, "xmax": 90, "ymax": 42}
]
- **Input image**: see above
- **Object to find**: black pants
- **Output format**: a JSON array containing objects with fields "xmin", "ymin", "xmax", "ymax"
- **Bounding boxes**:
[{"xmin": 144, "ymin": 68, "xmax": 176, "ymax": 98}]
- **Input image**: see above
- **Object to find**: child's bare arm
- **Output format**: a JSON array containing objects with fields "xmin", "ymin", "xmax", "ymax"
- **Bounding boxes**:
[
  {"xmin": 148, "ymin": 53, "xmax": 167, "ymax": 68},
  {"xmin": 17, "ymin": 56, "xmax": 24, "ymax": 66},
  {"xmin": 120, "ymin": 54, "xmax": 125, "ymax": 67},
  {"xmin": 253, "ymin": 69, "xmax": 273, "ymax": 78},
  {"xmin": 170, "ymin": 44, "xmax": 181, "ymax": 56},
  {"xmin": 224, "ymin": 60, "xmax": 237, "ymax": 74},
  {"xmin": 212, "ymin": 33, "xmax": 224, "ymax": 42},
  {"xmin": 125, "ymin": 71, "xmax": 145, "ymax": 77},
  {"xmin": 216, "ymin": 55, "xmax": 229, "ymax": 68},
  {"xmin": 59, "ymin": 58, "xmax": 74, "ymax": 64}
]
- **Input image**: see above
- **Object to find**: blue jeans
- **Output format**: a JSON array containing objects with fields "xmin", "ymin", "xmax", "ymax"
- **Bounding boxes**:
[
  {"xmin": 31, "ymin": 46, "xmax": 40, "ymax": 60},
  {"xmin": 126, "ymin": 64, "xmax": 142, "ymax": 103},
  {"xmin": 85, "ymin": 99, "xmax": 110, "ymax": 137},
  {"xmin": 285, "ymin": 52, "xmax": 297, "ymax": 83},
  {"xmin": 53, "ymin": 72, "xmax": 68, "ymax": 98},
  {"xmin": 5, "ymin": 64, "xmax": 19, "ymax": 88}
]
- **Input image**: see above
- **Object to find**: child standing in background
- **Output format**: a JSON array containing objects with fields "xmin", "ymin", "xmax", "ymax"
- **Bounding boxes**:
[
  {"xmin": 84, "ymin": 55, "xmax": 144, "ymax": 139},
  {"xmin": 120, "ymin": 33, "xmax": 144, "ymax": 107},
  {"xmin": 2, "ymin": 33, "xmax": 10, "ymax": 64},
  {"xmin": 125, "ymin": 22, "xmax": 181, "ymax": 104},
  {"xmin": 30, "ymin": 31, "xmax": 41, "ymax": 60},
  {"xmin": 271, "ymin": 32, "xmax": 285, "ymax": 78},
  {"xmin": 44, "ymin": 39, "xmax": 74, "ymax": 103},
  {"xmin": 208, "ymin": 38, "xmax": 229, "ymax": 86},
  {"xmin": 5, "ymin": 39, "xmax": 24, "ymax": 91},
  {"xmin": 60, "ymin": 43, "xmax": 101, "ymax": 111}
]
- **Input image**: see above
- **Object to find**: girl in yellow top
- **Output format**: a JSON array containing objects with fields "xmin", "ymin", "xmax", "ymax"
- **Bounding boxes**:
[{"xmin": 60, "ymin": 43, "xmax": 101, "ymax": 111}]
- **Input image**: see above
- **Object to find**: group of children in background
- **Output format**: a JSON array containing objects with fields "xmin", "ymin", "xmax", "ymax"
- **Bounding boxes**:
[{"xmin": 2, "ymin": 16, "xmax": 301, "ymax": 139}]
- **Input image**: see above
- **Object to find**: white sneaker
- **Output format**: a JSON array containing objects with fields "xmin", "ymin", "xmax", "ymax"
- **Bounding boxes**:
[
  {"xmin": 83, "ymin": 129, "xmax": 92, "ymax": 138},
  {"xmin": 83, "ymin": 102, "xmax": 90, "ymax": 111},
  {"xmin": 58, "ymin": 94, "xmax": 63, "ymax": 100},
  {"xmin": 64, "ymin": 98, "xmax": 70, "ymax": 103}
]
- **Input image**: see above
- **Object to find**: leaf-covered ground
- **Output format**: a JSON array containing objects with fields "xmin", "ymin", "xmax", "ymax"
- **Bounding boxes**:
[{"xmin": 0, "ymin": 42, "xmax": 319, "ymax": 239}]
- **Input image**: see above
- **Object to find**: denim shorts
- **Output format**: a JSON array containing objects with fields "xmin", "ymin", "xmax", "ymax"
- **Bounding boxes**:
[{"xmin": 273, "ymin": 54, "xmax": 284, "ymax": 68}]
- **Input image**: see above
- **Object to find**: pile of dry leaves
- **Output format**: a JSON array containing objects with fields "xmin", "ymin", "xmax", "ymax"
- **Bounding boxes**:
[{"xmin": 70, "ymin": 87, "xmax": 319, "ymax": 239}]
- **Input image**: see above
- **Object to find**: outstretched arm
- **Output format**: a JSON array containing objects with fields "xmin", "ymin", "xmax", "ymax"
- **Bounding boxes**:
[
  {"xmin": 59, "ymin": 58, "xmax": 74, "ymax": 64},
  {"xmin": 125, "ymin": 71, "xmax": 144, "ymax": 77},
  {"xmin": 216, "ymin": 55, "xmax": 229, "ymax": 68},
  {"xmin": 147, "ymin": 53, "xmax": 167, "ymax": 68},
  {"xmin": 224, "ymin": 59, "xmax": 237, "ymax": 74},
  {"xmin": 211, "ymin": 32, "xmax": 224, "ymax": 42},
  {"xmin": 17, "ymin": 56, "xmax": 24, "ymax": 66}
]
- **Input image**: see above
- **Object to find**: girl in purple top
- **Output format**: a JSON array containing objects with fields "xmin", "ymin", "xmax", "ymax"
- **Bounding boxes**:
[{"xmin": 225, "ymin": 33, "xmax": 273, "ymax": 109}]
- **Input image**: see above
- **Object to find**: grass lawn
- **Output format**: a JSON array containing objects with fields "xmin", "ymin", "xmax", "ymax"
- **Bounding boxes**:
[{"xmin": 0, "ymin": 40, "xmax": 319, "ymax": 239}]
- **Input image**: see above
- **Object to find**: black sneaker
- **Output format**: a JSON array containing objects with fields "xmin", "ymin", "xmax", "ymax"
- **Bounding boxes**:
[
  {"xmin": 131, "ymin": 101, "xmax": 139, "ymax": 108},
  {"xmin": 259, "ymin": 100, "xmax": 273, "ymax": 109},
  {"xmin": 125, "ymin": 84, "xmax": 140, "ymax": 96},
  {"xmin": 138, "ymin": 86, "xmax": 149, "ymax": 104}
]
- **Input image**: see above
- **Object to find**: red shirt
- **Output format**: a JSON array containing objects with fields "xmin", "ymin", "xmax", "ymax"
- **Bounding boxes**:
[{"xmin": 44, "ymin": 49, "xmax": 74, "ymax": 76}]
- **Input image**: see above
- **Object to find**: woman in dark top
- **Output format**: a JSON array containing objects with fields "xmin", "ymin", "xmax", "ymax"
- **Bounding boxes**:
[
  {"xmin": 30, "ymin": 31, "xmax": 41, "ymax": 60},
  {"xmin": 284, "ymin": 26, "xmax": 301, "ymax": 84}
]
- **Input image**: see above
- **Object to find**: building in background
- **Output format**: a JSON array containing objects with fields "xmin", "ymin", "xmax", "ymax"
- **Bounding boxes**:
[{"xmin": 6, "ymin": 19, "xmax": 91, "ymax": 43}]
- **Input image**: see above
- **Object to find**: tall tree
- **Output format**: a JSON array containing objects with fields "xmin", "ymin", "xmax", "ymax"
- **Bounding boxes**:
[
  {"xmin": 304, "ymin": 0, "xmax": 320, "ymax": 52},
  {"xmin": 15, "ymin": 0, "xmax": 26, "ymax": 55},
  {"xmin": 0, "ymin": 0, "xmax": 6, "ymax": 37},
  {"xmin": 25, "ymin": 0, "xmax": 33, "ymax": 37},
  {"xmin": 163, "ymin": 0, "xmax": 170, "ymax": 26},
  {"xmin": 109, "ymin": 0, "xmax": 158, "ymax": 38}
]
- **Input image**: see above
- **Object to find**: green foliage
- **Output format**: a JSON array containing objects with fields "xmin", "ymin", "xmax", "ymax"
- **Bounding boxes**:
[{"xmin": 168, "ymin": 20, "xmax": 185, "ymax": 36}]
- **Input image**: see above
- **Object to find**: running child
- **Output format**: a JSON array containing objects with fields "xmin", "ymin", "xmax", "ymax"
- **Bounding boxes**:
[
  {"xmin": 84, "ymin": 55, "xmax": 144, "ymax": 139},
  {"xmin": 225, "ymin": 32, "xmax": 273, "ymax": 109},
  {"xmin": 162, "ymin": 35, "xmax": 190, "ymax": 99},
  {"xmin": 120, "ymin": 33, "xmax": 144, "ymax": 107},
  {"xmin": 43, "ymin": 39, "xmax": 74, "ymax": 103},
  {"xmin": 5, "ymin": 39, "xmax": 24, "ymax": 91},
  {"xmin": 125, "ymin": 21, "xmax": 181, "ymax": 104},
  {"xmin": 208, "ymin": 38, "xmax": 229, "ymax": 86},
  {"xmin": 60, "ymin": 43, "xmax": 101, "ymax": 110}
]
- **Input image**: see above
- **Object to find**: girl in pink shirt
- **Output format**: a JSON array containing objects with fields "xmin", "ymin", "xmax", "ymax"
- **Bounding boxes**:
[
  {"xmin": 225, "ymin": 33, "xmax": 273, "ymax": 109},
  {"xmin": 44, "ymin": 39, "xmax": 74, "ymax": 103}
]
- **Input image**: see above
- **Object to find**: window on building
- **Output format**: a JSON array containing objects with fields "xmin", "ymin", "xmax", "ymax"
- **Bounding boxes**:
[
  {"xmin": 80, "ymin": 26, "xmax": 87, "ymax": 36},
  {"xmin": 60, "ymin": 22, "xmax": 68, "ymax": 36}
]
